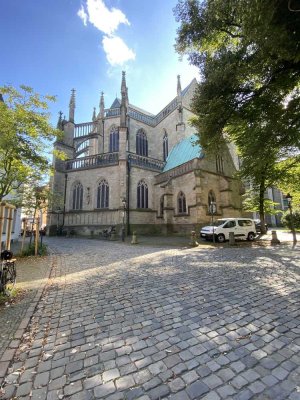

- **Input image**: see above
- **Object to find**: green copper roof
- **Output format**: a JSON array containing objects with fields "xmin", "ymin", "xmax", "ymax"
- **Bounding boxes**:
[{"xmin": 163, "ymin": 134, "xmax": 203, "ymax": 172}]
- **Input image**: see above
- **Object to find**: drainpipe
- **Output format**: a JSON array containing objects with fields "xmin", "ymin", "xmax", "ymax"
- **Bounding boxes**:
[{"xmin": 62, "ymin": 173, "xmax": 68, "ymax": 227}]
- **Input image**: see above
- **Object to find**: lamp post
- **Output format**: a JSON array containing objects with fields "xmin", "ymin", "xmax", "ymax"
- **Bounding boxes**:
[
  {"xmin": 209, "ymin": 201, "xmax": 217, "ymax": 243},
  {"xmin": 286, "ymin": 194, "xmax": 297, "ymax": 246},
  {"xmin": 121, "ymin": 198, "xmax": 126, "ymax": 242}
]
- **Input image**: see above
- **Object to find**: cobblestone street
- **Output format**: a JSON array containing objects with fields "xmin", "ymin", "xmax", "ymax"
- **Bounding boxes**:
[{"xmin": 0, "ymin": 237, "xmax": 299, "ymax": 400}]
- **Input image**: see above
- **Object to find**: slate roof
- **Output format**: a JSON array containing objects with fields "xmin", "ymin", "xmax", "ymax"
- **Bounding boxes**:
[{"xmin": 163, "ymin": 134, "xmax": 203, "ymax": 172}]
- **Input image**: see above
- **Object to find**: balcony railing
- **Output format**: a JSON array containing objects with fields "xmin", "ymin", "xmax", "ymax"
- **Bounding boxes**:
[
  {"xmin": 66, "ymin": 152, "xmax": 119, "ymax": 171},
  {"xmin": 128, "ymin": 153, "xmax": 165, "ymax": 172},
  {"xmin": 74, "ymin": 122, "xmax": 95, "ymax": 138}
]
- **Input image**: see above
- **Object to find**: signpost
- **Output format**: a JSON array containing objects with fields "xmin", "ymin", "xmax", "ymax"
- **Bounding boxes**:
[{"xmin": 209, "ymin": 202, "xmax": 217, "ymax": 243}]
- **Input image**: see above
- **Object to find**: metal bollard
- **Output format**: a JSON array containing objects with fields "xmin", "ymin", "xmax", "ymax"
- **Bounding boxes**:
[
  {"xmin": 189, "ymin": 230, "xmax": 199, "ymax": 247},
  {"xmin": 131, "ymin": 231, "xmax": 138, "ymax": 244},
  {"xmin": 229, "ymin": 232, "xmax": 235, "ymax": 246},
  {"xmin": 271, "ymin": 230, "xmax": 280, "ymax": 245}
]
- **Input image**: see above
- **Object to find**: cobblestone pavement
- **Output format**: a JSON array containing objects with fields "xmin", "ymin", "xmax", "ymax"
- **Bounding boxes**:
[
  {"xmin": 0, "ymin": 237, "xmax": 299, "ymax": 400},
  {"xmin": 0, "ymin": 256, "xmax": 51, "ymax": 359}
]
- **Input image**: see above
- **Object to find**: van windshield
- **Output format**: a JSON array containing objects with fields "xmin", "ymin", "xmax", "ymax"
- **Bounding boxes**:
[{"xmin": 212, "ymin": 219, "xmax": 227, "ymax": 227}]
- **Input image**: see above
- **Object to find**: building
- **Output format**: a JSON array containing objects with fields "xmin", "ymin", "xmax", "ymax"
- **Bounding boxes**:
[{"xmin": 48, "ymin": 73, "xmax": 243, "ymax": 236}]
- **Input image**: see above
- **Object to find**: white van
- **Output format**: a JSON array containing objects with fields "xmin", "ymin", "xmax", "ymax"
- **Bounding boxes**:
[{"xmin": 200, "ymin": 218, "xmax": 256, "ymax": 243}]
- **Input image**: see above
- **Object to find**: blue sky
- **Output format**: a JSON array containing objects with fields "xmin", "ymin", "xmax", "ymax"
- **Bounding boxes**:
[{"xmin": 0, "ymin": 0, "xmax": 199, "ymax": 126}]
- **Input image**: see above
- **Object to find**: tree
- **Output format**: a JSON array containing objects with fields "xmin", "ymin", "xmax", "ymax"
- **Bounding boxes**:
[
  {"xmin": 0, "ymin": 85, "xmax": 61, "ymax": 201},
  {"xmin": 174, "ymin": 0, "xmax": 300, "ymax": 232}
]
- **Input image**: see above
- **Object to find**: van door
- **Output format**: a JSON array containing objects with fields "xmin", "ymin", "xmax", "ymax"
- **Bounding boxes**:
[
  {"xmin": 237, "ymin": 219, "xmax": 255, "ymax": 239},
  {"xmin": 221, "ymin": 220, "xmax": 237, "ymax": 239}
]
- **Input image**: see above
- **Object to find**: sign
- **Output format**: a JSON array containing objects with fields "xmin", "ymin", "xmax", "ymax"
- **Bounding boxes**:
[{"xmin": 209, "ymin": 202, "xmax": 217, "ymax": 215}]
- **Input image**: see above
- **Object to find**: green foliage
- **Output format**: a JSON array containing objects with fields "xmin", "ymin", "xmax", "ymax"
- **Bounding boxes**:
[
  {"xmin": 21, "ymin": 243, "xmax": 48, "ymax": 257},
  {"xmin": 174, "ymin": 0, "xmax": 300, "ymax": 221},
  {"xmin": 281, "ymin": 210, "xmax": 300, "ymax": 230},
  {"xmin": 0, "ymin": 85, "xmax": 62, "ymax": 200},
  {"xmin": 275, "ymin": 158, "xmax": 300, "ymax": 208},
  {"xmin": 242, "ymin": 190, "xmax": 281, "ymax": 215}
]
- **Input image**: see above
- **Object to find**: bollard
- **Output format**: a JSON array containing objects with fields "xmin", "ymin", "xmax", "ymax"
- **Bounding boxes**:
[
  {"xmin": 131, "ymin": 231, "xmax": 138, "ymax": 244},
  {"xmin": 271, "ymin": 230, "xmax": 280, "ymax": 245},
  {"xmin": 229, "ymin": 232, "xmax": 235, "ymax": 246},
  {"xmin": 189, "ymin": 231, "xmax": 199, "ymax": 247}
]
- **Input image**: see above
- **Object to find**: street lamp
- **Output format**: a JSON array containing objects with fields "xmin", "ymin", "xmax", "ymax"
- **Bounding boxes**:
[
  {"xmin": 285, "ymin": 193, "xmax": 297, "ymax": 246},
  {"xmin": 121, "ymin": 198, "xmax": 126, "ymax": 242}
]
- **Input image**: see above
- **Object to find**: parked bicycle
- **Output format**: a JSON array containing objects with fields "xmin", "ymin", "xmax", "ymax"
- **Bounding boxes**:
[{"xmin": 0, "ymin": 250, "xmax": 16, "ymax": 294}]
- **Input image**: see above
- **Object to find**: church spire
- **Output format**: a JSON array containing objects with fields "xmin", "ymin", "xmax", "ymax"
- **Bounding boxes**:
[
  {"xmin": 120, "ymin": 71, "xmax": 128, "ymax": 128},
  {"xmin": 99, "ymin": 91, "xmax": 105, "ymax": 119},
  {"xmin": 92, "ymin": 107, "xmax": 96, "ymax": 122},
  {"xmin": 69, "ymin": 89, "xmax": 76, "ymax": 123}
]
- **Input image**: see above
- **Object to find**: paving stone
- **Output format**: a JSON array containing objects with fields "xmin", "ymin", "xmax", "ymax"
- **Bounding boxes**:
[
  {"xmin": 16, "ymin": 382, "xmax": 32, "ymax": 397},
  {"xmin": 168, "ymin": 377, "xmax": 185, "ymax": 392},
  {"xmin": 116, "ymin": 374, "xmax": 135, "ymax": 391},
  {"xmin": 83, "ymin": 374, "xmax": 102, "ymax": 389},
  {"xmin": 217, "ymin": 384, "xmax": 236, "ymax": 398},
  {"xmin": 147, "ymin": 384, "xmax": 170, "ymax": 399},
  {"xmin": 48, "ymin": 375, "xmax": 67, "ymax": 390},
  {"xmin": 186, "ymin": 380, "xmax": 209, "ymax": 399},
  {"xmin": 94, "ymin": 381, "xmax": 116, "ymax": 398},
  {"xmin": 103, "ymin": 368, "xmax": 120, "ymax": 382}
]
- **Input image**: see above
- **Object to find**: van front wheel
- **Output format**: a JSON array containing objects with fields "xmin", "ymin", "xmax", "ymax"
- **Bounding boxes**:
[
  {"xmin": 247, "ymin": 232, "xmax": 255, "ymax": 241},
  {"xmin": 217, "ymin": 234, "xmax": 225, "ymax": 243}
]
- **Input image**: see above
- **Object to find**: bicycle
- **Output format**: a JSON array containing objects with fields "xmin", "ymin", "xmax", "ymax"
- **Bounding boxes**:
[{"xmin": 0, "ymin": 250, "xmax": 16, "ymax": 294}]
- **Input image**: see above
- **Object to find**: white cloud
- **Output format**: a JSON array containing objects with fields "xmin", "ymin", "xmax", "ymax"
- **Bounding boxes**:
[
  {"xmin": 77, "ymin": 0, "xmax": 135, "ymax": 66},
  {"xmin": 77, "ymin": 5, "xmax": 88, "ymax": 26},
  {"xmin": 102, "ymin": 35, "xmax": 135, "ymax": 66},
  {"xmin": 86, "ymin": 0, "xmax": 130, "ymax": 35}
]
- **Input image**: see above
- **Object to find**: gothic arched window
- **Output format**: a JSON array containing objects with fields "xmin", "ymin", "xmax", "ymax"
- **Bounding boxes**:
[
  {"xmin": 136, "ymin": 129, "xmax": 148, "ymax": 156},
  {"xmin": 178, "ymin": 191, "xmax": 187, "ymax": 214},
  {"xmin": 109, "ymin": 126, "xmax": 119, "ymax": 152},
  {"xmin": 72, "ymin": 182, "xmax": 83, "ymax": 210},
  {"xmin": 97, "ymin": 180, "xmax": 109, "ymax": 208},
  {"xmin": 163, "ymin": 131, "xmax": 168, "ymax": 161},
  {"xmin": 137, "ymin": 180, "xmax": 148, "ymax": 209}
]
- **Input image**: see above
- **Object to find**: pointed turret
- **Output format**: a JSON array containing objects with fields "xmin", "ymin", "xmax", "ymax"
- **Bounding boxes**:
[
  {"xmin": 57, "ymin": 111, "xmax": 63, "ymax": 130},
  {"xmin": 92, "ymin": 107, "xmax": 96, "ymax": 122},
  {"xmin": 69, "ymin": 89, "xmax": 76, "ymax": 123},
  {"xmin": 99, "ymin": 92, "xmax": 105, "ymax": 119},
  {"xmin": 120, "ymin": 71, "xmax": 128, "ymax": 128},
  {"xmin": 177, "ymin": 75, "xmax": 182, "ymax": 98}
]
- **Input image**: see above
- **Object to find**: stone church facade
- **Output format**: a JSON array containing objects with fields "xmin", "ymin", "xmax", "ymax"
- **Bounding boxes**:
[{"xmin": 48, "ymin": 73, "xmax": 243, "ymax": 236}]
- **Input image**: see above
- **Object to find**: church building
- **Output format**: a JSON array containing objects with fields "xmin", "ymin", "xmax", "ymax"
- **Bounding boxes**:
[{"xmin": 48, "ymin": 72, "xmax": 243, "ymax": 236}]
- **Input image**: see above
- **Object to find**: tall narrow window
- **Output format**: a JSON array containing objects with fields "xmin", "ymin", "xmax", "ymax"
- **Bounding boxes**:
[
  {"xmin": 109, "ymin": 127, "xmax": 119, "ymax": 152},
  {"xmin": 163, "ymin": 131, "xmax": 168, "ymax": 161},
  {"xmin": 178, "ymin": 191, "xmax": 187, "ymax": 214},
  {"xmin": 160, "ymin": 195, "xmax": 164, "ymax": 216},
  {"xmin": 137, "ymin": 180, "xmax": 148, "ymax": 209},
  {"xmin": 216, "ymin": 155, "xmax": 224, "ymax": 173},
  {"xmin": 72, "ymin": 183, "xmax": 83, "ymax": 210},
  {"xmin": 97, "ymin": 179, "xmax": 109, "ymax": 208},
  {"xmin": 136, "ymin": 129, "xmax": 148, "ymax": 156}
]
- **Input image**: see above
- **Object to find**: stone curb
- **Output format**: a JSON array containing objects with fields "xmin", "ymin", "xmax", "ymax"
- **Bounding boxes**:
[{"xmin": 0, "ymin": 253, "xmax": 55, "ymax": 387}]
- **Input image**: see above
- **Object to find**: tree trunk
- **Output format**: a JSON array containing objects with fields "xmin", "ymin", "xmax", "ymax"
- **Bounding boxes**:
[{"xmin": 259, "ymin": 182, "xmax": 267, "ymax": 234}]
